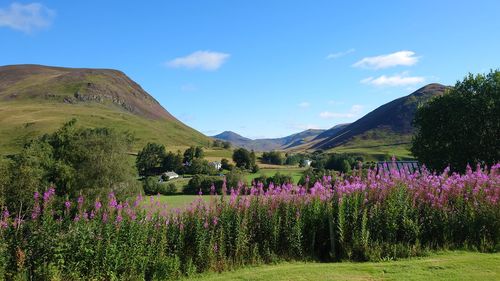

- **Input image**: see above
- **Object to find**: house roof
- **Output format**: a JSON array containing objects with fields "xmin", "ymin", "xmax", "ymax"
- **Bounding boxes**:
[{"xmin": 163, "ymin": 171, "xmax": 179, "ymax": 177}]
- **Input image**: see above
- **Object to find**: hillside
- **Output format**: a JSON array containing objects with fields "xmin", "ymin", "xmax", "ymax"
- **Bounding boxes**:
[
  {"xmin": 309, "ymin": 84, "xmax": 448, "ymax": 159},
  {"xmin": 213, "ymin": 129, "xmax": 325, "ymax": 151},
  {"xmin": 0, "ymin": 64, "xmax": 210, "ymax": 154}
]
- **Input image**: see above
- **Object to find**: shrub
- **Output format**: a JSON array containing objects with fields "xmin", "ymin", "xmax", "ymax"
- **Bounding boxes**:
[{"xmin": 185, "ymin": 175, "xmax": 224, "ymax": 194}]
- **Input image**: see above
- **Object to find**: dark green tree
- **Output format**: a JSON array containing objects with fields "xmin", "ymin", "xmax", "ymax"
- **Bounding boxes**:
[
  {"xmin": 136, "ymin": 143, "xmax": 166, "ymax": 176},
  {"xmin": 232, "ymin": 148, "xmax": 252, "ymax": 169},
  {"xmin": 162, "ymin": 151, "xmax": 183, "ymax": 173},
  {"xmin": 220, "ymin": 158, "xmax": 234, "ymax": 171},
  {"xmin": 412, "ymin": 71, "xmax": 500, "ymax": 171}
]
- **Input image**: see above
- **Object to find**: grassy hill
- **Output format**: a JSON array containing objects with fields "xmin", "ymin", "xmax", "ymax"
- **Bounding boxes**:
[
  {"xmin": 306, "ymin": 84, "xmax": 448, "ymax": 159},
  {"xmin": 0, "ymin": 64, "xmax": 210, "ymax": 154}
]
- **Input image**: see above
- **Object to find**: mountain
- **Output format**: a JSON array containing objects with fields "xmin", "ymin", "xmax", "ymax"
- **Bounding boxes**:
[
  {"xmin": 0, "ymin": 64, "xmax": 210, "ymax": 154},
  {"xmin": 212, "ymin": 131, "xmax": 253, "ymax": 148},
  {"xmin": 308, "ymin": 84, "xmax": 448, "ymax": 158},
  {"xmin": 213, "ymin": 129, "xmax": 325, "ymax": 151}
]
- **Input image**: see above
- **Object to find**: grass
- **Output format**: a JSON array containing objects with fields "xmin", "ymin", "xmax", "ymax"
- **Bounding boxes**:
[
  {"xmin": 246, "ymin": 167, "xmax": 305, "ymax": 184},
  {"xmin": 0, "ymin": 101, "xmax": 210, "ymax": 155},
  {"xmin": 184, "ymin": 251, "xmax": 500, "ymax": 281}
]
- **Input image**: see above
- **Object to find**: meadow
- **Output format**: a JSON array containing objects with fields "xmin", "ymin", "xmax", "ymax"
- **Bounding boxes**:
[{"xmin": 0, "ymin": 163, "xmax": 498, "ymax": 280}]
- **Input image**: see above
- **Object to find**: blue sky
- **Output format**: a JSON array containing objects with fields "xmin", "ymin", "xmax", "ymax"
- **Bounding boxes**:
[{"xmin": 1, "ymin": 1, "xmax": 499, "ymax": 139}]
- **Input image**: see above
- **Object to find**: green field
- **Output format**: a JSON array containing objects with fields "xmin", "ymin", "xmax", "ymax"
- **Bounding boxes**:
[
  {"xmin": 246, "ymin": 167, "xmax": 305, "ymax": 184},
  {"xmin": 143, "ymin": 195, "xmax": 212, "ymax": 209},
  {"xmin": 184, "ymin": 251, "xmax": 500, "ymax": 281}
]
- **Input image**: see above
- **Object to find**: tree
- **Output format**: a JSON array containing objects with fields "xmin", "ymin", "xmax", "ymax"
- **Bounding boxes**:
[
  {"xmin": 232, "ymin": 148, "xmax": 252, "ymax": 169},
  {"xmin": 222, "ymin": 141, "xmax": 231, "ymax": 149},
  {"xmin": 136, "ymin": 143, "xmax": 166, "ymax": 176},
  {"xmin": 220, "ymin": 158, "xmax": 234, "ymax": 171},
  {"xmin": 183, "ymin": 146, "xmax": 204, "ymax": 164},
  {"xmin": 195, "ymin": 146, "xmax": 204, "ymax": 159},
  {"xmin": 412, "ymin": 71, "xmax": 500, "ymax": 172},
  {"xmin": 162, "ymin": 151, "xmax": 183, "ymax": 173},
  {"xmin": 262, "ymin": 151, "xmax": 284, "ymax": 165},
  {"xmin": 5, "ymin": 120, "xmax": 140, "ymax": 211}
]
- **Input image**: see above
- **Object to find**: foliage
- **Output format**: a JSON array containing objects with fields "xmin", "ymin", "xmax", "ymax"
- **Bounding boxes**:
[
  {"xmin": 185, "ymin": 158, "xmax": 218, "ymax": 175},
  {"xmin": 183, "ymin": 146, "xmax": 204, "ymax": 164},
  {"xmin": 186, "ymin": 175, "xmax": 224, "ymax": 194},
  {"xmin": 212, "ymin": 140, "xmax": 231, "ymax": 149},
  {"xmin": 136, "ymin": 142, "xmax": 167, "ymax": 176},
  {"xmin": 261, "ymin": 151, "xmax": 284, "ymax": 165},
  {"xmin": 0, "ymin": 164, "xmax": 499, "ymax": 280},
  {"xmin": 412, "ymin": 70, "xmax": 500, "ymax": 172},
  {"xmin": 4, "ymin": 119, "xmax": 140, "ymax": 212},
  {"xmin": 253, "ymin": 172, "xmax": 293, "ymax": 187},
  {"xmin": 225, "ymin": 168, "xmax": 246, "ymax": 189},
  {"xmin": 143, "ymin": 177, "xmax": 177, "ymax": 195},
  {"xmin": 162, "ymin": 151, "xmax": 184, "ymax": 173},
  {"xmin": 220, "ymin": 158, "xmax": 234, "ymax": 171},
  {"xmin": 232, "ymin": 148, "xmax": 252, "ymax": 169}
]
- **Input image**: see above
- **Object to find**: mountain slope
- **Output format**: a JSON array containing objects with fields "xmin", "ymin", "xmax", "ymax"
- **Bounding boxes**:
[
  {"xmin": 0, "ymin": 64, "xmax": 210, "ymax": 154},
  {"xmin": 310, "ymin": 84, "xmax": 448, "ymax": 157},
  {"xmin": 213, "ymin": 129, "xmax": 325, "ymax": 151}
]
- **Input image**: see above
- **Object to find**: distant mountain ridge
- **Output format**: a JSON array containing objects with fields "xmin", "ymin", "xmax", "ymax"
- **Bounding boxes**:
[
  {"xmin": 0, "ymin": 64, "xmax": 210, "ymax": 153},
  {"xmin": 212, "ymin": 129, "xmax": 326, "ymax": 151}
]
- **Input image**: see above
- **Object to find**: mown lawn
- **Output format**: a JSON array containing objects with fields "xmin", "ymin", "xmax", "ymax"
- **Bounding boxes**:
[
  {"xmin": 184, "ymin": 251, "xmax": 500, "ymax": 281},
  {"xmin": 143, "ymin": 195, "xmax": 213, "ymax": 209}
]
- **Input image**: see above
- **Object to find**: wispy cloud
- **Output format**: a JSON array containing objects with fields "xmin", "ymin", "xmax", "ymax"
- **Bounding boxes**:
[
  {"xmin": 298, "ymin": 102, "xmax": 310, "ymax": 108},
  {"xmin": 353, "ymin": 51, "xmax": 419, "ymax": 69},
  {"xmin": 0, "ymin": 2, "xmax": 55, "ymax": 33},
  {"xmin": 167, "ymin": 50, "xmax": 230, "ymax": 71},
  {"xmin": 319, "ymin": 104, "xmax": 364, "ymax": 119},
  {"xmin": 361, "ymin": 72, "xmax": 425, "ymax": 87},
  {"xmin": 326, "ymin": 48, "xmax": 355, "ymax": 60}
]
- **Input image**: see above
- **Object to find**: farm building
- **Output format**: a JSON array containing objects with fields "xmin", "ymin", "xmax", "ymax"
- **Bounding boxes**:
[
  {"xmin": 209, "ymin": 161, "xmax": 222, "ymax": 170},
  {"xmin": 161, "ymin": 171, "xmax": 179, "ymax": 181}
]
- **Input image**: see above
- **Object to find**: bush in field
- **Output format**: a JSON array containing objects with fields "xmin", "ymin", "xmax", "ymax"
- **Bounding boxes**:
[
  {"xmin": 0, "ymin": 163, "xmax": 499, "ymax": 280},
  {"xmin": 142, "ymin": 177, "xmax": 176, "ymax": 195},
  {"xmin": 185, "ymin": 175, "xmax": 224, "ymax": 194},
  {"xmin": 254, "ymin": 172, "xmax": 293, "ymax": 186},
  {"xmin": 412, "ymin": 70, "xmax": 500, "ymax": 172}
]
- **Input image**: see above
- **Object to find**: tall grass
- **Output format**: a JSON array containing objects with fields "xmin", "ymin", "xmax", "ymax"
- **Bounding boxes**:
[{"xmin": 0, "ymin": 163, "xmax": 499, "ymax": 280}]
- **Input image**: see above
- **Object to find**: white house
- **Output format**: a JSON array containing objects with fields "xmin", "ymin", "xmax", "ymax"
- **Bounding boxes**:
[
  {"xmin": 161, "ymin": 171, "xmax": 179, "ymax": 182},
  {"xmin": 303, "ymin": 159, "xmax": 312, "ymax": 167},
  {"xmin": 208, "ymin": 161, "xmax": 222, "ymax": 170}
]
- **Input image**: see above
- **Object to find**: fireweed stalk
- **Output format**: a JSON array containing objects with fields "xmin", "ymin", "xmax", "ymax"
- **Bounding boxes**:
[{"xmin": 0, "ymin": 164, "xmax": 499, "ymax": 280}]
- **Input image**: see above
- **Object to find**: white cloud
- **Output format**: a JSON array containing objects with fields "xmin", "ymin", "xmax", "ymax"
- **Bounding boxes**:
[
  {"xmin": 361, "ymin": 73, "xmax": 425, "ymax": 87},
  {"xmin": 319, "ymin": 104, "xmax": 364, "ymax": 119},
  {"xmin": 0, "ymin": 2, "xmax": 55, "ymax": 33},
  {"xmin": 326, "ymin": 48, "xmax": 355, "ymax": 60},
  {"xmin": 353, "ymin": 51, "xmax": 419, "ymax": 69},
  {"xmin": 298, "ymin": 102, "xmax": 310, "ymax": 108},
  {"xmin": 167, "ymin": 50, "xmax": 230, "ymax": 71}
]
